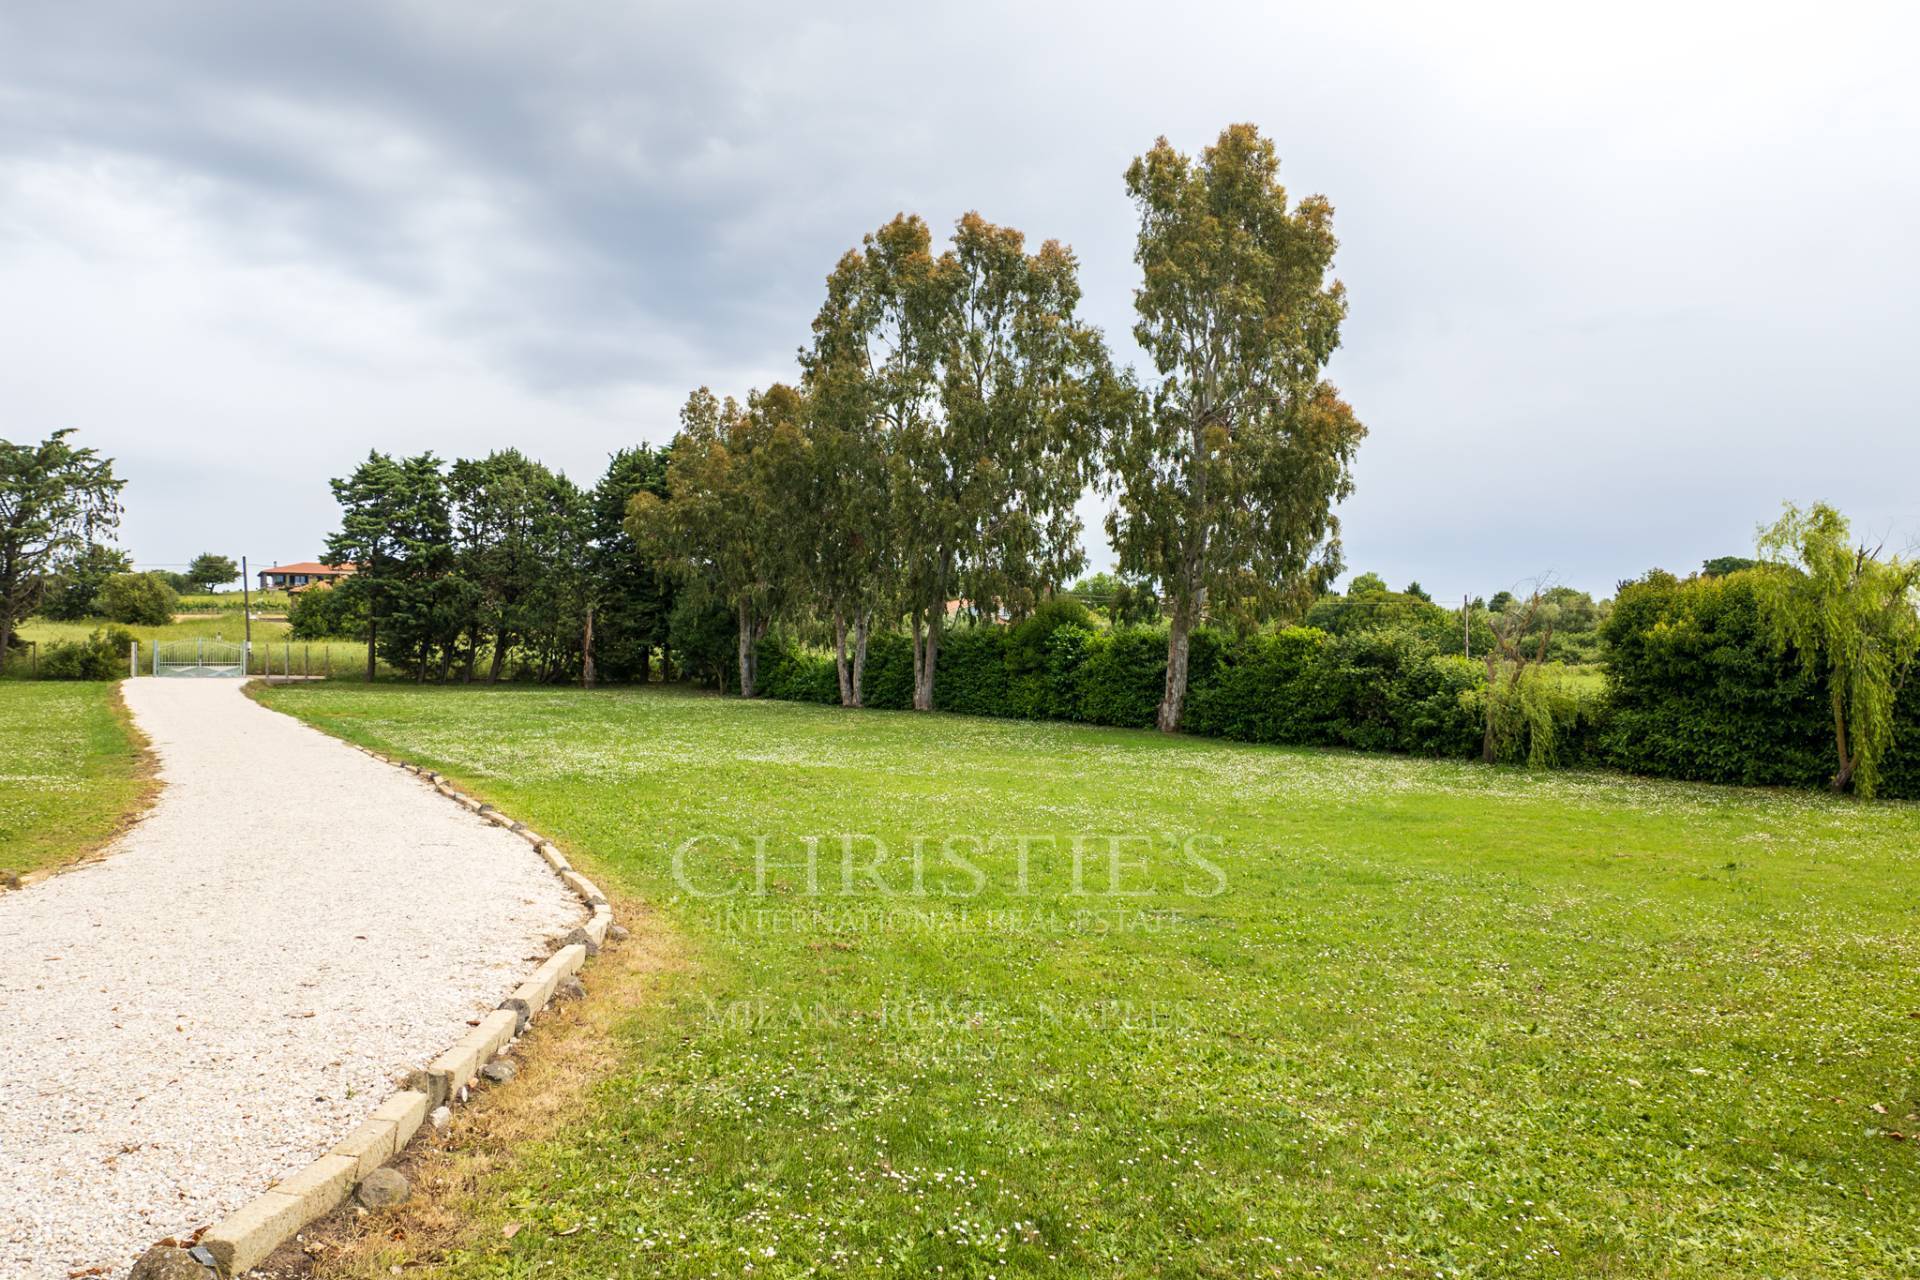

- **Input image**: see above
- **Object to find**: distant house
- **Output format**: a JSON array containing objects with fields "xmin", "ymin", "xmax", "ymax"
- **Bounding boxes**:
[{"xmin": 258, "ymin": 561, "xmax": 355, "ymax": 593}]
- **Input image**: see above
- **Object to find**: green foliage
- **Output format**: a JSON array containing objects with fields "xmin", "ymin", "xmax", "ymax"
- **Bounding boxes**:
[
  {"xmin": 0, "ymin": 429, "xmax": 124, "ymax": 657},
  {"xmin": 185, "ymin": 552, "xmax": 239, "ymax": 592},
  {"xmin": 1110, "ymin": 124, "xmax": 1363, "ymax": 728},
  {"xmin": 287, "ymin": 584, "xmax": 368, "ymax": 640},
  {"xmin": 1003, "ymin": 598, "xmax": 1092, "ymax": 718},
  {"xmin": 1347, "ymin": 571, "xmax": 1387, "ymax": 595},
  {"xmin": 859, "ymin": 631, "xmax": 915, "ymax": 710},
  {"xmin": 587, "ymin": 447, "xmax": 674, "ymax": 682},
  {"xmin": 1600, "ymin": 571, "xmax": 1840, "ymax": 787},
  {"xmin": 667, "ymin": 596, "xmax": 739, "ymax": 691},
  {"xmin": 932, "ymin": 624, "xmax": 1012, "ymax": 718},
  {"xmin": 94, "ymin": 572, "xmax": 177, "ymax": 626},
  {"xmin": 38, "ymin": 543, "xmax": 132, "ymax": 621},
  {"xmin": 1702, "ymin": 555, "xmax": 1760, "ymax": 577},
  {"xmin": 38, "ymin": 625, "xmax": 134, "ymax": 679},
  {"xmin": 1754, "ymin": 502, "xmax": 1920, "ymax": 797}
]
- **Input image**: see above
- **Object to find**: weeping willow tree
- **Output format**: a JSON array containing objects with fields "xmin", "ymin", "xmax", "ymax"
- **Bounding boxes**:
[{"xmin": 1755, "ymin": 503, "xmax": 1920, "ymax": 797}]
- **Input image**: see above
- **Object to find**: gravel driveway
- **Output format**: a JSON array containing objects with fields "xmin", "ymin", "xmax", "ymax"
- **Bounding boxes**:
[{"xmin": 0, "ymin": 679, "xmax": 584, "ymax": 1279}]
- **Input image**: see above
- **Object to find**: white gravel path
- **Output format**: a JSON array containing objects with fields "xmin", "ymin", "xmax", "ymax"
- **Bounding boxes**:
[{"xmin": 0, "ymin": 680, "xmax": 584, "ymax": 1279}]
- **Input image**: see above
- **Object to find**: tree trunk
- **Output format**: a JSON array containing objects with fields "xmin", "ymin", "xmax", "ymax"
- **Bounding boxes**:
[
  {"xmin": 736, "ymin": 600, "xmax": 757, "ymax": 698},
  {"xmin": 851, "ymin": 611, "xmax": 869, "ymax": 709},
  {"xmin": 487, "ymin": 617, "xmax": 509, "ymax": 683},
  {"xmin": 1158, "ymin": 601, "xmax": 1193, "ymax": 732},
  {"xmin": 833, "ymin": 609, "xmax": 853, "ymax": 706},
  {"xmin": 582, "ymin": 604, "xmax": 596, "ymax": 690},
  {"xmin": 366, "ymin": 616, "xmax": 378, "ymax": 683},
  {"xmin": 1830, "ymin": 690, "xmax": 1854, "ymax": 792},
  {"xmin": 913, "ymin": 606, "xmax": 942, "ymax": 711}
]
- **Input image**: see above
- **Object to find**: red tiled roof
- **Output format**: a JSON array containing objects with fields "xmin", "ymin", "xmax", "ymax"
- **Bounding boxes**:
[{"xmin": 261, "ymin": 562, "xmax": 354, "ymax": 575}]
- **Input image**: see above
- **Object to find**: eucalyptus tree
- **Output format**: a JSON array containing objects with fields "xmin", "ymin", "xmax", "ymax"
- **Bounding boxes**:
[
  {"xmin": 628, "ymin": 385, "xmax": 810, "ymax": 698},
  {"xmin": 1108, "ymin": 124, "xmax": 1366, "ymax": 731},
  {"xmin": 1756, "ymin": 502, "xmax": 1920, "ymax": 796},
  {"xmin": 818, "ymin": 212, "xmax": 1117, "ymax": 710},
  {"xmin": 801, "ymin": 244, "xmax": 904, "ymax": 705},
  {"xmin": 0, "ymin": 429, "xmax": 123, "ymax": 660}
]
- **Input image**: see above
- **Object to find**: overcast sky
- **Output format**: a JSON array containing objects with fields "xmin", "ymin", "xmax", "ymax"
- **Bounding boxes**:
[{"xmin": 3, "ymin": 1, "xmax": 1915, "ymax": 600}]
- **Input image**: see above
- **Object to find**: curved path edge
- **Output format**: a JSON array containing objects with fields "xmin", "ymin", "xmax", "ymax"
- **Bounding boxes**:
[{"xmin": 169, "ymin": 741, "xmax": 616, "ymax": 1278}]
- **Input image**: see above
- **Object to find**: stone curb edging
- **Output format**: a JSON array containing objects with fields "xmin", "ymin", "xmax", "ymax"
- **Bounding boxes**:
[{"xmin": 161, "ymin": 748, "xmax": 613, "ymax": 1278}]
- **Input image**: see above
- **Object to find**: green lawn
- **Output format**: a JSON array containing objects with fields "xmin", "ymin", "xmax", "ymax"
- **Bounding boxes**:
[
  {"xmin": 259, "ymin": 684, "xmax": 1920, "ymax": 1278},
  {"xmin": 0, "ymin": 681, "xmax": 149, "ymax": 877}
]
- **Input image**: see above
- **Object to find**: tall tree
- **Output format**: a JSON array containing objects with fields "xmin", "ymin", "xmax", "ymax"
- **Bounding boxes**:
[
  {"xmin": 820, "ymin": 212, "xmax": 1116, "ymax": 710},
  {"xmin": 449, "ymin": 450, "xmax": 575, "ymax": 682},
  {"xmin": 185, "ymin": 552, "xmax": 239, "ymax": 592},
  {"xmin": 0, "ymin": 430, "xmax": 124, "ymax": 659},
  {"xmin": 1109, "ymin": 124, "xmax": 1365, "ymax": 731},
  {"xmin": 801, "ymin": 249, "xmax": 902, "ymax": 705},
  {"xmin": 586, "ymin": 446, "xmax": 675, "ymax": 683},
  {"xmin": 325, "ymin": 451, "xmax": 451, "ymax": 681},
  {"xmin": 1756, "ymin": 502, "xmax": 1920, "ymax": 797},
  {"xmin": 628, "ymin": 386, "xmax": 810, "ymax": 698}
]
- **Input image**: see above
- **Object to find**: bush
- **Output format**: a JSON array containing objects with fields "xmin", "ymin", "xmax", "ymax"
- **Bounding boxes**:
[
  {"xmin": 288, "ymin": 584, "xmax": 368, "ymax": 640},
  {"xmin": 39, "ymin": 544, "xmax": 132, "ymax": 621},
  {"xmin": 38, "ymin": 626, "xmax": 135, "ymax": 679},
  {"xmin": 1078, "ymin": 625, "xmax": 1174, "ymax": 728},
  {"xmin": 758, "ymin": 636, "xmax": 839, "ymax": 704},
  {"xmin": 934, "ymin": 625, "xmax": 1012, "ymax": 717},
  {"xmin": 861, "ymin": 631, "xmax": 915, "ymax": 710},
  {"xmin": 1599, "ymin": 571, "xmax": 1834, "ymax": 787},
  {"xmin": 94, "ymin": 572, "xmax": 177, "ymax": 626}
]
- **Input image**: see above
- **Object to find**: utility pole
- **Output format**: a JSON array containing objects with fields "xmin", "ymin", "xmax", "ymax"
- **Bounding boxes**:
[
  {"xmin": 1463, "ymin": 594, "xmax": 1471, "ymax": 660},
  {"xmin": 241, "ymin": 556, "xmax": 253, "ymax": 673}
]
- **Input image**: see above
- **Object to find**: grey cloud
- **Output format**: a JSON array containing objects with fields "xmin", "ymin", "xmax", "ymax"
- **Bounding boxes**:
[{"xmin": 1, "ymin": 1, "xmax": 1915, "ymax": 594}]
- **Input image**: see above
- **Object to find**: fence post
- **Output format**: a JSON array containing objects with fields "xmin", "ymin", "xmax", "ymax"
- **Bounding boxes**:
[{"xmin": 130, "ymin": 640, "xmax": 137, "ymax": 679}]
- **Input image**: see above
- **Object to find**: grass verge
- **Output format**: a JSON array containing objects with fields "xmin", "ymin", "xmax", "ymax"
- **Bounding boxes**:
[{"xmin": 0, "ymin": 680, "xmax": 154, "ymax": 879}]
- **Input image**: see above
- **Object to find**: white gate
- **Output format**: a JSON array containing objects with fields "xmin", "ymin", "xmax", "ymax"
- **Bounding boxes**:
[{"xmin": 154, "ymin": 639, "xmax": 246, "ymax": 678}]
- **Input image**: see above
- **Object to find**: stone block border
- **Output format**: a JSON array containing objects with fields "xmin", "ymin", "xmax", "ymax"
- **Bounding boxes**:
[{"xmin": 155, "ymin": 748, "xmax": 614, "ymax": 1278}]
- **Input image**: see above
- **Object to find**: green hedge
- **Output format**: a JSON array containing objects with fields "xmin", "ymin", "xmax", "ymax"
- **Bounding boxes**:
[
  {"xmin": 753, "ymin": 573, "xmax": 1916, "ymax": 801},
  {"xmin": 759, "ymin": 615, "xmax": 1509, "ymax": 761},
  {"xmin": 1599, "ymin": 570, "xmax": 1920, "ymax": 797}
]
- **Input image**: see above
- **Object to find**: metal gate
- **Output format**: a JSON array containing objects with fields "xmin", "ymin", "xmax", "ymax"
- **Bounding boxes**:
[{"xmin": 154, "ymin": 639, "xmax": 246, "ymax": 678}]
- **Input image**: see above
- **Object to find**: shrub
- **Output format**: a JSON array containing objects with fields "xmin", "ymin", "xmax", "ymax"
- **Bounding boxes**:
[
  {"xmin": 1185, "ymin": 626, "xmax": 1328, "ymax": 742},
  {"xmin": 1004, "ymin": 599, "xmax": 1093, "ymax": 719},
  {"xmin": 1599, "ymin": 571, "xmax": 1833, "ymax": 787},
  {"xmin": 757, "ymin": 637, "xmax": 839, "ymax": 704},
  {"xmin": 860, "ymin": 631, "xmax": 914, "ymax": 710},
  {"xmin": 94, "ymin": 572, "xmax": 178, "ymax": 626},
  {"xmin": 1079, "ymin": 625, "xmax": 1176, "ymax": 728},
  {"xmin": 934, "ymin": 625, "xmax": 1012, "ymax": 717},
  {"xmin": 39, "ymin": 544, "xmax": 132, "ymax": 621},
  {"xmin": 288, "ymin": 584, "xmax": 368, "ymax": 640},
  {"xmin": 38, "ymin": 626, "xmax": 134, "ymax": 679}
]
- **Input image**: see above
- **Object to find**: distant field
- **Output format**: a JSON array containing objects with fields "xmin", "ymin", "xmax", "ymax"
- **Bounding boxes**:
[
  {"xmin": 15, "ymin": 615, "xmax": 367, "ymax": 678},
  {"xmin": 261, "ymin": 684, "xmax": 1920, "ymax": 1279},
  {"xmin": 0, "ymin": 682, "xmax": 149, "ymax": 878}
]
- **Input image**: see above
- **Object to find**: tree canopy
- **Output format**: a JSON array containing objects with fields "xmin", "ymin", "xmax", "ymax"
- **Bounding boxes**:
[
  {"xmin": 0, "ymin": 429, "xmax": 124, "ymax": 658},
  {"xmin": 1755, "ymin": 502, "xmax": 1920, "ymax": 796},
  {"xmin": 1107, "ymin": 123, "xmax": 1365, "ymax": 731}
]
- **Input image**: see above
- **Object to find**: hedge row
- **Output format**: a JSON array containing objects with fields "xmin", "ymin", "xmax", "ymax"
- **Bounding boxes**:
[
  {"xmin": 759, "ymin": 601, "xmax": 1592, "ymax": 764},
  {"xmin": 1599, "ymin": 571, "xmax": 1920, "ymax": 798},
  {"xmin": 761, "ymin": 574, "xmax": 1920, "ymax": 800}
]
